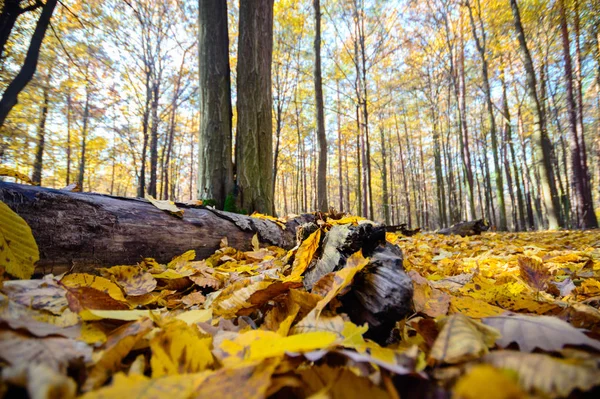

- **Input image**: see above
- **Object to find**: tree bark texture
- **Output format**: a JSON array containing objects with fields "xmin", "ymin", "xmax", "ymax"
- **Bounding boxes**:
[
  {"xmin": 197, "ymin": 0, "xmax": 234, "ymax": 208},
  {"xmin": 313, "ymin": 0, "xmax": 328, "ymax": 212},
  {"xmin": 0, "ymin": 182, "xmax": 315, "ymax": 276},
  {"xmin": 236, "ymin": 0, "xmax": 274, "ymax": 215}
]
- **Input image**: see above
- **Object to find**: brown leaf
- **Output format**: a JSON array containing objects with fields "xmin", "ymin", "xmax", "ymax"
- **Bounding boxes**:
[
  {"xmin": 518, "ymin": 255, "xmax": 550, "ymax": 291},
  {"xmin": 1, "ymin": 275, "xmax": 69, "ymax": 315},
  {"xmin": 66, "ymin": 286, "xmax": 130, "ymax": 312},
  {"xmin": 409, "ymin": 270, "xmax": 451, "ymax": 318},
  {"xmin": 181, "ymin": 291, "xmax": 206, "ymax": 307},
  {"xmin": 99, "ymin": 266, "xmax": 157, "ymax": 296},
  {"xmin": 0, "ymin": 330, "xmax": 92, "ymax": 371}
]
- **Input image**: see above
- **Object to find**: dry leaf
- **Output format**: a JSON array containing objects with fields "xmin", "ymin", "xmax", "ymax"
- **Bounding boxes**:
[
  {"xmin": 0, "ymin": 330, "xmax": 92, "ymax": 371},
  {"xmin": 0, "ymin": 166, "xmax": 34, "ymax": 184},
  {"xmin": 518, "ymin": 255, "xmax": 550, "ymax": 291},
  {"xmin": 1, "ymin": 275, "xmax": 69, "ymax": 314},
  {"xmin": 100, "ymin": 266, "xmax": 157, "ymax": 296},
  {"xmin": 0, "ymin": 200, "xmax": 39, "ymax": 279},
  {"xmin": 482, "ymin": 313, "xmax": 600, "ymax": 352},
  {"xmin": 484, "ymin": 350, "xmax": 600, "ymax": 397},
  {"xmin": 2, "ymin": 363, "xmax": 77, "ymax": 399},
  {"xmin": 429, "ymin": 314, "xmax": 500, "ymax": 365},
  {"xmin": 409, "ymin": 270, "xmax": 451, "ymax": 317},
  {"xmin": 453, "ymin": 364, "xmax": 525, "ymax": 399},
  {"xmin": 285, "ymin": 229, "xmax": 321, "ymax": 282},
  {"xmin": 145, "ymin": 194, "xmax": 184, "ymax": 218},
  {"xmin": 60, "ymin": 273, "xmax": 126, "ymax": 302},
  {"xmin": 150, "ymin": 320, "xmax": 214, "ymax": 377}
]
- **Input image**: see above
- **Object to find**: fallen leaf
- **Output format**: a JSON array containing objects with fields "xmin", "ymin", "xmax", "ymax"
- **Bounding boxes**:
[
  {"xmin": 80, "ymin": 372, "xmax": 209, "ymax": 399},
  {"xmin": 453, "ymin": 364, "xmax": 525, "ymax": 399},
  {"xmin": 145, "ymin": 194, "xmax": 184, "ymax": 218},
  {"xmin": 313, "ymin": 250, "xmax": 368, "ymax": 317},
  {"xmin": 518, "ymin": 255, "xmax": 550, "ymax": 291},
  {"xmin": 0, "ymin": 330, "xmax": 92, "ymax": 371},
  {"xmin": 0, "ymin": 166, "xmax": 34, "ymax": 184},
  {"xmin": 482, "ymin": 312, "xmax": 600, "ymax": 352},
  {"xmin": 181, "ymin": 291, "xmax": 206, "ymax": 307},
  {"xmin": 150, "ymin": 320, "xmax": 214, "ymax": 377},
  {"xmin": 285, "ymin": 229, "xmax": 321, "ymax": 282},
  {"xmin": 193, "ymin": 358, "xmax": 280, "ymax": 399},
  {"xmin": 429, "ymin": 313, "xmax": 500, "ymax": 365},
  {"xmin": 66, "ymin": 285, "xmax": 130, "ymax": 312},
  {"xmin": 100, "ymin": 266, "xmax": 157, "ymax": 296},
  {"xmin": 60, "ymin": 273, "xmax": 127, "ymax": 302},
  {"xmin": 448, "ymin": 296, "xmax": 505, "ymax": 318},
  {"xmin": 1, "ymin": 275, "xmax": 69, "ymax": 314},
  {"xmin": 484, "ymin": 350, "xmax": 600, "ymax": 397},
  {"xmin": 409, "ymin": 270, "xmax": 451, "ymax": 317},
  {"xmin": 2, "ymin": 363, "xmax": 77, "ymax": 399},
  {"xmin": 212, "ymin": 278, "xmax": 273, "ymax": 317},
  {"xmin": 84, "ymin": 318, "xmax": 154, "ymax": 390},
  {"xmin": 0, "ymin": 200, "xmax": 39, "ymax": 279},
  {"xmin": 296, "ymin": 364, "xmax": 389, "ymax": 399},
  {"xmin": 252, "ymin": 233, "xmax": 260, "ymax": 251},
  {"xmin": 551, "ymin": 277, "xmax": 576, "ymax": 297}
]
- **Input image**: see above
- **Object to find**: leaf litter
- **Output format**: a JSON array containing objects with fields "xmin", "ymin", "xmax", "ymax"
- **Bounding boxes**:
[{"xmin": 0, "ymin": 204, "xmax": 599, "ymax": 398}]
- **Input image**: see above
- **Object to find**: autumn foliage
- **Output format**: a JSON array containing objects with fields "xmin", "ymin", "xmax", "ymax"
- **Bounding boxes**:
[{"xmin": 1, "ymin": 201, "xmax": 600, "ymax": 398}]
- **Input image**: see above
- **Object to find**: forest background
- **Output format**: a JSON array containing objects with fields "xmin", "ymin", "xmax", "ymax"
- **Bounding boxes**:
[{"xmin": 1, "ymin": 0, "xmax": 599, "ymax": 231}]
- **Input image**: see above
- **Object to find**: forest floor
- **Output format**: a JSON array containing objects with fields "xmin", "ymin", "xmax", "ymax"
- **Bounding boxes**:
[{"xmin": 1, "ymin": 211, "xmax": 600, "ymax": 398}]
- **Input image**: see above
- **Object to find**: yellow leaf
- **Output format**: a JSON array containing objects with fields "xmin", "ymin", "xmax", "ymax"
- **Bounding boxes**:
[
  {"xmin": 453, "ymin": 364, "xmax": 525, "ymax": 399},
  {"xmin": 79, "ymin": 322, "xmax": 107, "ymax": 345},
  {"xmin": 326, "ymin": 215, "xmax": 366, "ymax": 225},
  {"xmin": 297, "ymin": 364, "xmax": 388, "ymax": 399},
  {"xmin": 99, "ymin": 266, "xmax": 157, "ymax": 296},
  {"xmin": 341, "ymin": 321, "xmax": 368, "ymax": 348},
  {"xmin": 429, "ymin": 314, "xmax": 500, "ymax": 365},
  {"xmin": 252, "ymin": 233, "xmax": 260, "ymax": 251},
  {"xmin": 60, "ymin": 274, "xmax": 126, "ymax": 302},
  {"xmin": 84, "ymin": 318, "xmax": 154, "ymax": 390},
  {"xmin": 251, "ymin": 212, "xmax": 287, "ymax": 229},
  {"xmin": 167, "ymin": 250, "xmax": 196, "ymax": 270},
  {"xmin": 150, "ymin": 320, "xmax": 214, "ymax": 377},
  {"xmin": 0, "ymin": 166, "xmax": 34, "ymax": 184},
  {"xmin": 313, "ymin": 251, "xmax": 368, "ymax": 317},
  {"xmin": 448, "ymin": 296, "xmax": 505, "ymax": 318},
  {"xmin": 285, "ymin": 229, "xmax": 321, "ymax": 282},
  {"xmin": 84, "ymin": 309, "xmax": 161, "ymax": 321},
  {"xmin": 212, "ymin": 279, "xmax": 273, "ymax": 317},
  {"xmin": 0, "ymin": 200, "xmax": 39, "ymax": 279},
  {"xmin": 80, "ymin": 372, "xmax": 209, "ymax": 399},
  {"xmin": 174, "ymin": 308, "xmax": 212, "ymax": 325},
  {"xmin": 409, "ymin": 270, "xmax": 450, "ymax": 317},
  {"xmin": 220, "ymin": 329, "xmax": 337, "ymax": 366},
  {"xmin": 290, "ymin": 309, "xmax": 345, "ymax": 337},
  {"xmin": 145, "ymin": 194, "xmax": 184, "ymax": 218}
]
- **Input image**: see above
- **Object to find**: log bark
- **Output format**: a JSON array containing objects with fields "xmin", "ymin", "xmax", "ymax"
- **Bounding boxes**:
[
  {"xmin": 0, "ymin": 182, "xmax": 314, "ymax": 275},
  {"xmin": 437, "ymin": 219, "xmax": 490, "ymax": 237}
]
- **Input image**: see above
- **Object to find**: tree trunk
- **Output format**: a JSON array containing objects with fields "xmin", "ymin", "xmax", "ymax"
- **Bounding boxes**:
[
  {"xmin": 147, "ymin": 78, "xmax": 160, "ymax": 197},
  {"xmin": 137, "ymin": 72, "xmax": 151, "ymax": 198},
  {"xmin": 76, "ymin": 85, "xmax": 90, "ymax": 190},
  {"xmin": 0, "ymin": 0, "xmax": 57, "ymax": 128},
  {"xmin": 236, "ymin": 0, "xmax": 274, "ymax": 214},
  {"xmin": 198, "ymin": 0, "xmax": 233, "ymax": 207},
  {"xmin": 0, "ymin": 182, "xmax": 315, "ymax": 275},
  {"xmin": 558, "ymin": 0, "xmax": 598, "ymax": 229},
  {"xmin": 336, "ymin": 81, "xmax": 344, "ymax": 213},
  {"xmin": 379, "ymin": 125, "xmax": 390, "ymax": 224},
  {"xmin": 466, "ymin": 0, "xmax": 507, "ymax": 230},
  {"xmin": 509, "ymin": 0, "xmax": 562, "ymax": 229},
  {"xmin": 0, "ymin": 0, "xmax": 44, "ymax": 63},
  {"xmin": 31, "ymin": 72, "xmax": 50, "ymax": 185},
  {"xmin": 313, "ymin": 0, "xmax": 328, "ymax": 212}
]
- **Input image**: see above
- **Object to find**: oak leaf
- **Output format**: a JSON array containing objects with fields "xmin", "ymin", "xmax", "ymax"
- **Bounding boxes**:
[
  {"xmin": 482, "ymin": 313, "xmax": 600, "ymax": 352},
  {"xmin": 484, "ymin": 350, "xmax": 600, "ymax": 397}
]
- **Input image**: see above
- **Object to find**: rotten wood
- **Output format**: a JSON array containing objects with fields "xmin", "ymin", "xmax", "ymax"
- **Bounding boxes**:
[{"xmin": 0, "ymin": 182, "xmax": 314, "ymax": 275}]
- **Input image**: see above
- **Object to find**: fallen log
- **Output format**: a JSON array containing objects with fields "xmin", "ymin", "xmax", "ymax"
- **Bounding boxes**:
[
  {"xmin": 437, "ymin": 219, "xmax": 490, "ymax": 237},
  {"xmin": 0, "ymin": 182, "xmax": 314, "ymax": 275}
]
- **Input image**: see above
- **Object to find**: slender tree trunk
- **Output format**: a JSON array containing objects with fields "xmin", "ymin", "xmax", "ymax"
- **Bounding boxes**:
[
  {"xmin": 466, "ymin": 0, "xmax": 507, "ymax": 230},
  {"xmin": 0, "ymin": 0, "xmax": 57, "ymax": 128},
  {"xmin": 398, "ymin": 114, "xmax": 412, "ymax": 227},
  {"xmin": 77, "ymin": 85, "xmax": 90, "ymax": 190},
  {"xmin": 147, "ymin": 78, "xmax": 160, "ymax": 197},
  {"xmin": 66, "ymin": 83, "xmax": 72, "ymax": 186},
  {"xmin": 236, "ymin": 0, "xmax": 274, "ymax": 214},
  {"xmin": 510, "ymin": 0, "xmax": 562, "ymax": 229},
  {"xmin": 313, "ymin": 0, "xmax": 328, "ymax": 212},
  {"xmin": 355, "ymin": 104, "xmax": 362, "ymax": 216},
  {"xmin": 137, "ymin": 72, "xmax": 151, "ymax": 198},
  {"xmin": 336, "ymin": 81, "xmax": 344, "ymax": 212},
  {"xmin": 379, "ymin": 125, "xmax": 390, "ymax": 224},
  {"xmin": 31, "ymin": 72, "xmax": 51, "ymax": 185}
]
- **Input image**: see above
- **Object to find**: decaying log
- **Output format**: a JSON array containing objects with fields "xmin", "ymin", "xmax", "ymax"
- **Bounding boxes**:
[
  {"xmin": 437, "ymin": 219, "xmax": 490, "ymax": 237},
  {"xmin": 300, "ymin": 222, "xmax": 414, "ymax": 344},
  {"xmin": 0, "ymin": 182, "xmax": 314, "ymax": 275}
]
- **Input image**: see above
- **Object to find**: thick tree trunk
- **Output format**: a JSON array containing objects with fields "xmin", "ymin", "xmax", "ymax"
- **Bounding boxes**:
[
  {"xmin": 198, "ymin": 0, "xmax": 233, "ymax": 207},
  {"xmin": 236, "ymin": 0, "xmax": 274, "ymax": 215},
  {"xmin": 0, "ymin": 0, "xmax": 57, "ymax": 128},
  {"xmin": 0, "ymin": 182, "xmax": 315, "ymax": 275}
]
